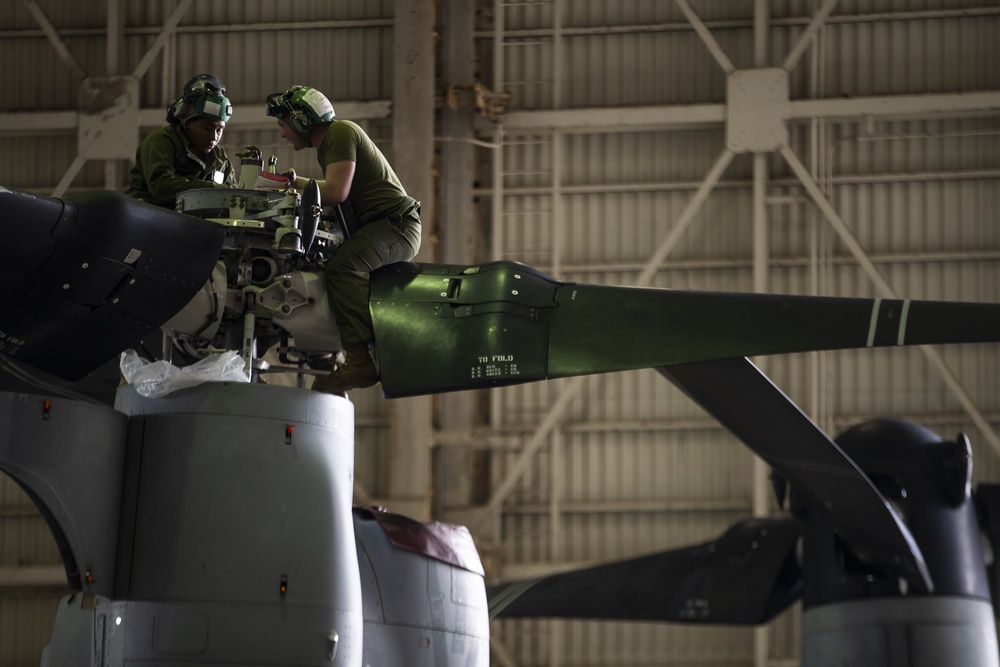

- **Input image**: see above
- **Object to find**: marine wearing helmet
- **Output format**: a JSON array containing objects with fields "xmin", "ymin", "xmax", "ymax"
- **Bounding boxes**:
[
  {"xmin": 266, "ymin": 85, "xmax": 422, "ymax": 393},
  {"xmin": 126, "ymin": 74, "xmax": 236, "ymax": 208},
  {"xmin": 265, "ymin": 85, "xmax": 336, "ymax": 150}
]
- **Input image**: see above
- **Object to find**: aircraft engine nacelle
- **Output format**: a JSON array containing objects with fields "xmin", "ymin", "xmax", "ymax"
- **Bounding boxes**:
[
  {"xmin": 353, "ymin": 508, "xmax": 490, "ymax": 666},
  {"xmin": 798, "ymin": 419, "xmax": 999, "ymax": 667},
  {"xmin": 32, "ymin": 383, "xmax": 365, "ymax": 667}
]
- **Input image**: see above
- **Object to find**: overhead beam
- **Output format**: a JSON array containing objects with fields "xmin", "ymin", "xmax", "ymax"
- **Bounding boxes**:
[
  {"xmin": 792, "ymin": 91, "xmax": 1000, "ymax": 120},
  {"xmin": 472, "ymin": 147, "xmax": 733, "ymax": 532},
  {"xmin": 637, "ymin": 147, "xmax": 734, "ymax": 285},
  {"xmin": 782, "ymin": 0, "xmax": 840, "ymax": 72},
  {"xmin": 51, "ymin": 154, "xmax": 86, "ymax": 198},
  {"xmin": 131, "ymin": 0, "xmax": 195, "ymax": 80},
  {"xmin": 1, "ymin": 8, "xmax": 995, "ymax": 42},
  {"xmin": 499, "ymin": 103, "xmax": 727, "ymax": 130},
  {"xmin": 0, "ymin": 565, "xmax": 67, "ymax": 590},
  {"xmin": 500, "ymin": 91, "xmax": 1000, "ymax": 131},
  {"xmin": 0, "ymin": 101, "xmax": 393, "ymax": 136},
  {"xmin": 780, "ymin": 144, "xmax": 1000, "ymax": 463},
  {"xmin": 4, "ymin": 91, "xmax": 993, "ymax": 137},
  {"xmin": 674, "ymin": 0, "xmax": 735, "ymax": 74},
  {"xmin": 22, "ymin": 0, "xmax": 87, "ymax": 81}
]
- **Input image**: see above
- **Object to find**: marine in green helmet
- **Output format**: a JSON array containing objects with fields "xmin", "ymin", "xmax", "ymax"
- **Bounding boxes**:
[{"xmin": 266, "ymin": 85, "xmax": 422, "ymax": 393}]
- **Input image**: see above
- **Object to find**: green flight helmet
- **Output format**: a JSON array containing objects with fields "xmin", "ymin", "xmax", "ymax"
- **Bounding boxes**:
[
  {"xmin": 167, "ymin": 73, "xmax": 233, "ymax": 125},
  {"xmin": 265, "ymin": 85, "xmax": 335, "ymax": 138}
]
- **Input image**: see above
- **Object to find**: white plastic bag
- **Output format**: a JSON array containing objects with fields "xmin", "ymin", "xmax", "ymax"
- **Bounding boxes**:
[{"xmin": 120, "ymin": 349, "xmax": 251, "ymax": 398}]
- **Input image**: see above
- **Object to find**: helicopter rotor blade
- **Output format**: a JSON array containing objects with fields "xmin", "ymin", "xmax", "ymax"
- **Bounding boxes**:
[
  {"xmin": 369, "ymin": 262, "xmax": 1000, "ymax": 397},
  {"xmin": 4, "ymin": 195, "xmax": 999, "ymax": 396},
  {"xmin": 488, "ymin": 517, "xmax": 802, "ymax": 624},
  {"xmin": 658, "ymin": 357, "xmax": 933, "ymax": 594},
  {"xmin": 0, "ymin": 187, "xmax": 226, "ymax": 381}
]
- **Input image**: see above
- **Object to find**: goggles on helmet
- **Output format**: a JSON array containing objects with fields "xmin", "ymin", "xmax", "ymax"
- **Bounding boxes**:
[
  {"xmin": 184, "ymin": 74, "xmax": 227, "ymax": 102},
  {"xmin": 170, "ymin": 74, "xmax": 233, "ymax": 124},
  {"xmin": 265, "ymin": 91, "xmax": 295, "ymax": 120}
]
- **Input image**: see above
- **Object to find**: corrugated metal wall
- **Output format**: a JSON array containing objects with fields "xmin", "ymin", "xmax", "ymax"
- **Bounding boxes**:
[
  {"xmin": 0, "ymin": 1, "xmax": 997, "ymax": 666},
  {"xmin": 476, "ymin": 1, "xmax": 999, "ymax": 666},
  {"xmin": 0, "ymin": 1, "xmax": 396, "ymax": 193}
]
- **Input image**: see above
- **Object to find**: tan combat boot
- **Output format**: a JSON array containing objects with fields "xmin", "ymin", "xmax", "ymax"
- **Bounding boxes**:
[{"xmin": 311, "ymin": 343, "xmax": 380, "ymax": 394}]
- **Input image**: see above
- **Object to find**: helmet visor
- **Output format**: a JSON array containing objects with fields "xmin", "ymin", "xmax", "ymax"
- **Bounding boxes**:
[{"xmin": 265, "ymin": 92, "xmax": 292, "ymax": 119}]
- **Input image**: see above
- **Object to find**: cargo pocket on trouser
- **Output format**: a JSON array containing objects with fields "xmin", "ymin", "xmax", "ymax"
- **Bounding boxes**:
[{"xmin": 385, "ymin": 222, "xmax": 421, "ymax": 262}]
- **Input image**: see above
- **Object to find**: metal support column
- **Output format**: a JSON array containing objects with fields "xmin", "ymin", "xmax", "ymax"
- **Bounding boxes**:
[
  {"xmin": 437, "ymin": 0, "xmax": 479, "ymax": 521},
  {"xmin": 388, "ymin": 0, "xmax": 436, "ymax": 521}
]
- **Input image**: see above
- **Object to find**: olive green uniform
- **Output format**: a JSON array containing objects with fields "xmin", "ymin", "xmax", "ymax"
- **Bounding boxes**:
[
  {"xmin": 126, "ymin": 124, "xmax": 235, "ymax": 208},
  {"xmin": 318, "ymin": 120, "xmax": 421, "ymax": 346}
]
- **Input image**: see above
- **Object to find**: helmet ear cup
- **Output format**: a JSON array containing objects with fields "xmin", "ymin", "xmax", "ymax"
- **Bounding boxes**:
[
  {"xmin": 289, "ymin": 109, "xmax": 313, "ymax": 137},
  {"xmin": 166, "ymin": 97, "xmax": 185, "ymax": 125}
]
